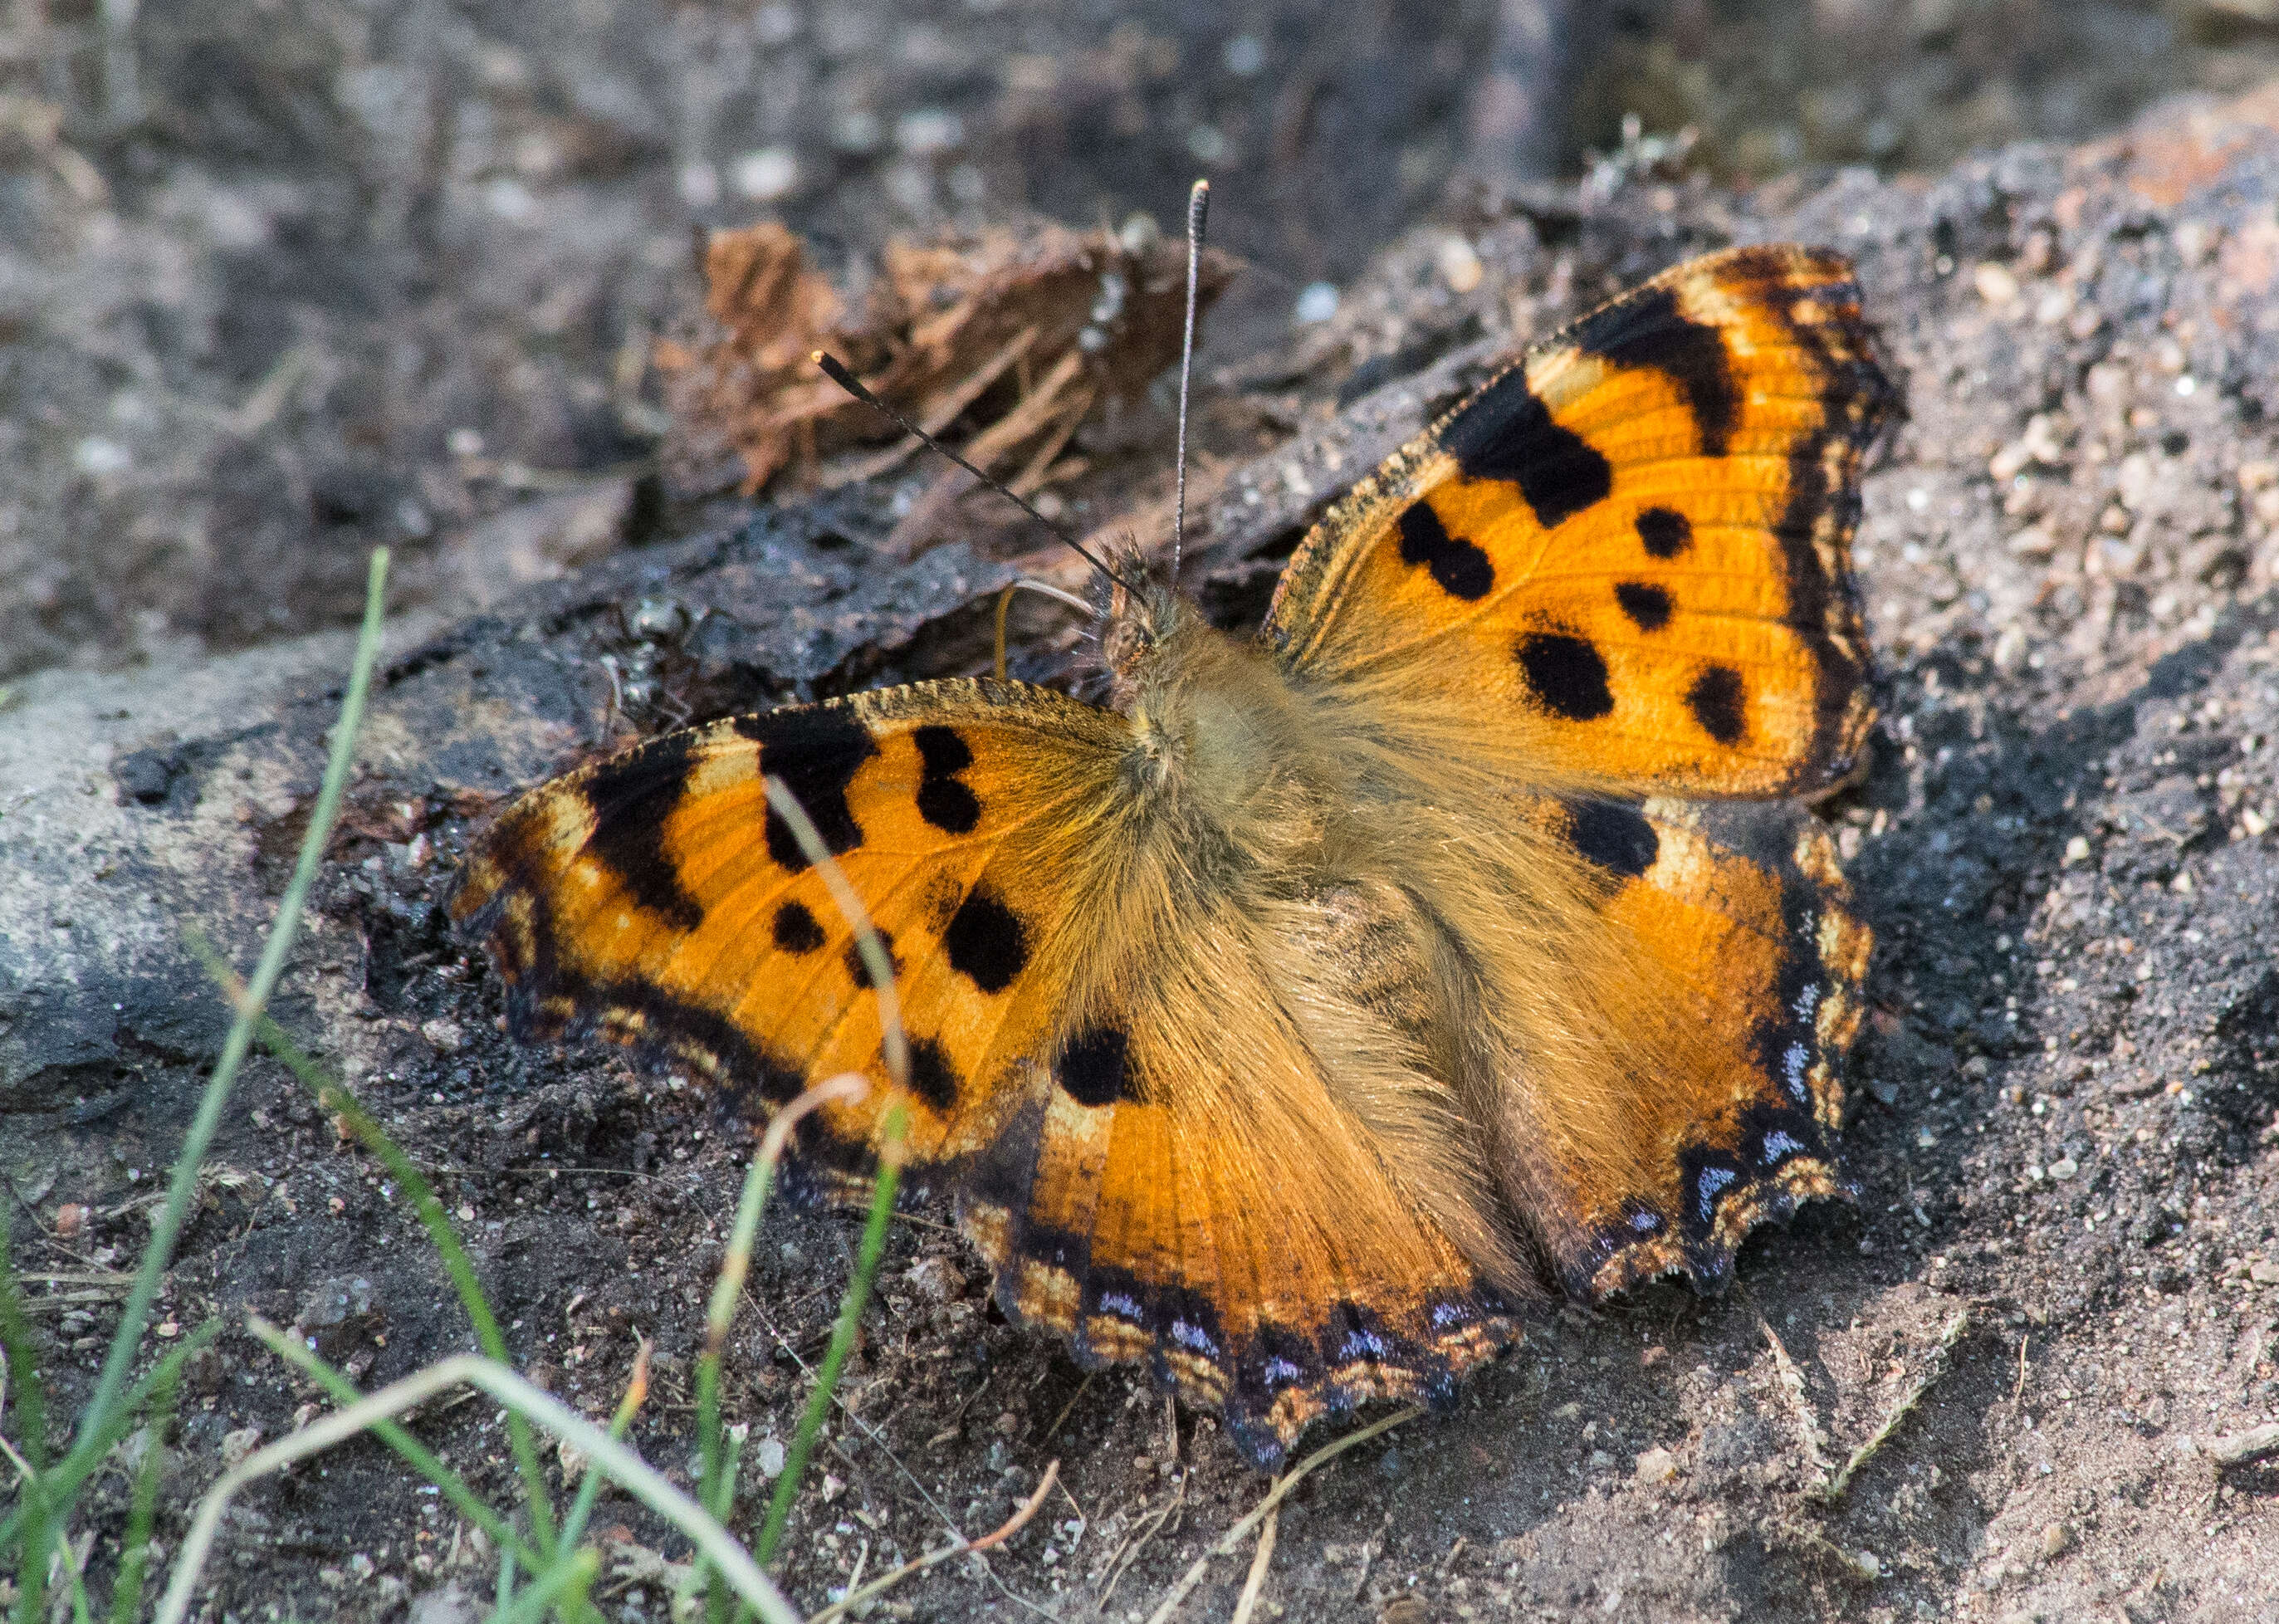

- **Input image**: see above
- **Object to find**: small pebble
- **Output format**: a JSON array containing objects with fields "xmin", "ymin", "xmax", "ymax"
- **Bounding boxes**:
[
  {"xmin": 1973, "ymin": 262, "xmax": 2020, "ymax": 306},
  {"xmin": 1438, "ymin": 235, "xmax": 1484, "ymax": 294},
  {"xmin": 731, "ymin": 146, "xmax": 800, "ymax": 203},
  {"xmin": 1294, "ymin": 282, "xmax": 1339, "ymax": 324},
  {"xmin": 221, "ymin": 1426, "xmax": 264, "ymax": 1469},
  {"xmin": 1634, "ymin": 1446, "xmax": 1679, "ymax": 1485}
]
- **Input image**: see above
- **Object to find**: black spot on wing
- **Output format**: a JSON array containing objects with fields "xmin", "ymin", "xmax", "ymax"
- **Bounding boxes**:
[
  {"xmin": 942, "ymin": 888, "xmax": 1029, "ymax": 995},
  {"xmin": 1445, "ymin": 365, "xmax": 1612, "ymax": 529},
  {"xmin": 1055, "ymin": 1026, "xmax": 1132, "ymax": 1107},
  {"xmin": 1515, "ymin": 633, "xmax": 1613, "ymax": 721},
  {"xmin": 844, "ymin": 929, "xmax": 900, "ymax": 990},
  {"xmin": 913, "ymin": 725, "xmax": 981, "ymax": 834},
  {"xmin": 1687, "ymin": 665, "xmax": 1748, "ymax": 745},
  {"xmin": 580, "ymin": 732, "xmax": 703, "ymax": 932},
  {"xmin": 1637, "ymin": 506, "xmax": 1692, "ymax": 559},
  {"xmin": 904, "ymin": 1036, "xmax": 960, "ymax": 1114},
  {"xmin": 771, "ymin": 900, "xmax": 826, "ymax": 955},
  {"xmin": 1615, "ymin": 581, "xmax": 1672, "ymax": 632},
  {"xmin": 1572, "ymin": 285, "xmax": 1739, "ymax": 455},
  {"xmin": 1565, "ymin": 800, "xmax": 1658, "ymax": 880},
  {"xmin": 737, "ymin": 707, "xmax": 878, "ymax": 872},
  {"xmin": 1395, "ymin": 501, "xmax": 1493, "ymax": 600}
]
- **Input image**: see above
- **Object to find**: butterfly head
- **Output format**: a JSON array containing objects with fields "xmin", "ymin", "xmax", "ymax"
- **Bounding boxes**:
[{"xmin": 1094, "ymin": 541, "xmax": 1196, "ymax": 704}]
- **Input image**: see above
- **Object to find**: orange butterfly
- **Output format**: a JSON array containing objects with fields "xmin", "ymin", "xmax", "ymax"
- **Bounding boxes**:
[{"xmin": 454, "ymin": 244, "xmax": 1893, "ymax": 1467}]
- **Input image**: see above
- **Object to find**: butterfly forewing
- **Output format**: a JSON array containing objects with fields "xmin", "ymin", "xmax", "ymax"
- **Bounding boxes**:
[
  {"xmin": 456, "ymin": 680, "xmax": 1127, "ymax": 1177},
  {"xmin": 1265, "ymin": 244, "xmax": 1894, "ymax": 799}
]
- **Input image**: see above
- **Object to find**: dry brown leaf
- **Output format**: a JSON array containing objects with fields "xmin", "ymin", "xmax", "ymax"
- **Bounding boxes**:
[{"xmin": 655, "ymin": 218, "xmax": 1233, "ymax": 501}]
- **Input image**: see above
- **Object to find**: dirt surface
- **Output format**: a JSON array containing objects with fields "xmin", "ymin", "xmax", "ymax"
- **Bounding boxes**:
[{"xmin": 7, "ymin": 33, "xmax": 2279, "ymax": 1624}]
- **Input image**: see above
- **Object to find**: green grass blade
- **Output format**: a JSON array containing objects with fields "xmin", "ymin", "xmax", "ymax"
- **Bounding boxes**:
[
  {"xmin": 185, "ymin": 947, "xmax": 558, "ymax": 1554},
  {"xmin": 105, "ymin": 1363, "xmax": 178, "ymax": 1624},
  {"xmin": 73, "ymin": 548, "xmax": 391, "ymax": 1457},
  {"xmin": 1, "ymin": 1199, "xmax": 53, "ymax": 1614},
  {"xmin": 0, "ymin": 1202, "xmax": 50, "ymax": 1472},
  {"xmin": 250, "ymin": 1318, "xmax": 540, "ymax": 1572},
  {"xmin": 554, "ymin": 1341, "xmax": 650, "ymax": 1557},
  {"xmin": 0, "ymin": 1323, "xmax": 222, "ymax": 1561},
  {"xmin": 753, "ymin": 1105, "xmax": 907, "ymax": 1568},
  {"xmin": 697, "ymin": 1148, "xmax": 780, "ymax": 1624},
  {"xmin": 485, "ymin": 1544, "xmax": 597, "ymax": 1624}
]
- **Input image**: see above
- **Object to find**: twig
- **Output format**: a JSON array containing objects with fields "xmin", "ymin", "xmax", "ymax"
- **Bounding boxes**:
[
  {"xmin": 1759, "ymin": 1315, "xmax": 1832, "ymax": 1485},
  {"xmin": 803, "ymin": 1459, "xmax": 1060, "ymax": 1624},
  {"xmin": 1096, "ymin": 1475, "xmax": 1186, "ymax": 1614},
  {"xmin": 1044, "ymin": 1371, "xmax": 1095, "ymax": 1441},
  {"xmin": 1764, "ymin": 1518, "xmax": 1881, "ymax": 1582},
  {"xmin": 1820, "ymin": 1310, "xmax": 1973, "ymax": 1504},
  {"xmin": 2209, "ymin": 1422, "xmax": 2279, "ymax": 1469},
  {"xmin": 154, "ymin": 1339, "xmax": 800, "ymax": 1624},
  {"xmin": 2015, "ymin": 1332, "xmax": 2029, "ymax": 1401},
  {"xmin": 1142, "ymin": 1406, "xmax": 1424, "ymax": 1624},
  {"xmin": 1229, "ymin": 1505, "xmax": 1278, "ymax": 1624}
]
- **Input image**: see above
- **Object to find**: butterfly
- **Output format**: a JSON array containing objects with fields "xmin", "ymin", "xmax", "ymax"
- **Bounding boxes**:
[{"xmin": 453, "ymin": 243, "xmax": 1895, "ymax": 1468}]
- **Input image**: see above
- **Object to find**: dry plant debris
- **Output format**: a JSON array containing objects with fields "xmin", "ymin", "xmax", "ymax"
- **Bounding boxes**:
[{"xmin": 654, "ymin": 219, "xmax": 1234, "ymax": 506}]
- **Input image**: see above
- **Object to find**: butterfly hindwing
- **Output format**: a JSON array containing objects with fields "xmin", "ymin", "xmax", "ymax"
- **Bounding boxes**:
[
  {"xmin": 1264, "ymin": 244, "xmax": 1894, "ymax": 799},
  {"xmin": 958, "ymin": 875, "xmax": 1523, "ymax": 1466},
  {"xmin": 1530, "ymin": 794, "xmax": 1871, "ymax": 1299}
]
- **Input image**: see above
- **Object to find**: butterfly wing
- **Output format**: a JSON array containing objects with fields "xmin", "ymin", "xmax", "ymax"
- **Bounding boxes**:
[
  {"xmin": 455, "ymin": 680, "xmax": 1125, "ymax": 1185},
  {"xmin": 453, "ymin": 678, "xmax": 1517, "ymax": 1466},
  {"xmin": 1263, "ymin": 244, "xmax": 1895, "ymax": 800},
  {"xmin": 1519, "ymin": 795, "xmax": 1871, "ymax": 1299}
]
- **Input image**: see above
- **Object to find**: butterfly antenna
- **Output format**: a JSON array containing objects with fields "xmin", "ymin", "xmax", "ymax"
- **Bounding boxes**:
[
  {"xmin": 811, "ymin": 351, "xmax": 1137, "ymax": 595},
  {"xmin": 1171, "ymin": 178, "xmax": 1208, "ymax": 583}
]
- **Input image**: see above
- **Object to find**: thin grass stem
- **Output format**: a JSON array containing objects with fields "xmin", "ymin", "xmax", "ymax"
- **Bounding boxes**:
[
  {"xmin": 754, "ymin": 1108, "xmax": 907, "ymax": 1568},
  {"xmin": 154, "ymin": 1340, "xmax": 800, "ymax": 1624},
  {"xmin": 0, "ymin": 1326, "xmax": 221, "ymax": 1560},
  {"xmin": 252, "ymin": 1320, "xmax": 540, "ymax": 1572},
  {"xmin": 692, "ymin": 1077, "xmax": 866, "ymax": 1620},
  {"xmin": 105, "ymin": 1363, "xmax": 177, "ymax": 1624},
  {"xmin": 73, "ymin": 550, "xmax": 390, "ymax": 1467},
  {"xmin": 555, "ymin": 1338, "xmax": 651, "ymax": 1556},
  {"xmin": 0, "ymin": 1201, "xmax": 54, "ymax": 1620},
  {"xmin": 185, "ymin": 942, "xmax": 557, "ymax": 1553},
  {"xmin": 760, "ymin": 780, "xmax": 907, "ymax": 1090},
  {"xmin": 488, "ymin": 1545, "xmax": 599, "ymax": 1624}
]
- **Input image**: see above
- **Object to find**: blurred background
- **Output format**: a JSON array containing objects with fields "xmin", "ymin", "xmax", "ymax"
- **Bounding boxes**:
[{"xmin": 6, "ymin": 0, "xmax": 2279, "ymax": 682}]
